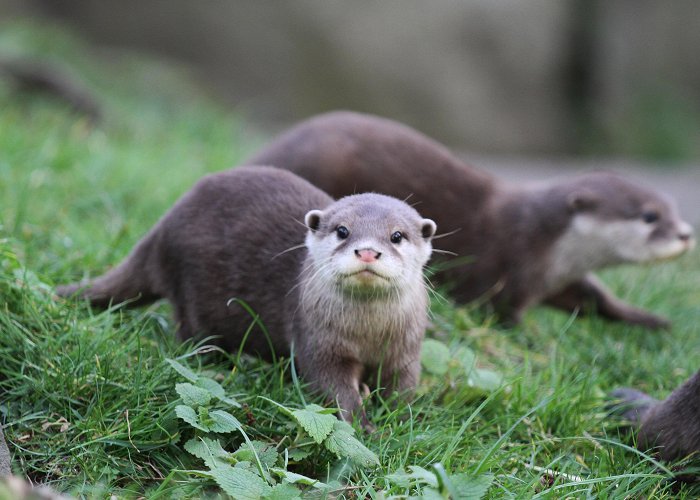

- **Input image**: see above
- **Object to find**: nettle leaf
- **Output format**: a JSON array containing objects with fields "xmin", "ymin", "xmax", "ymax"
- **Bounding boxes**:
[
  {"xmin": 286, "ymin": 448, "xmax": 312, "ymax": 462},
  {"xmin": 456, "ymin": 346, "xmax": 476, "ymax": 373},
  {"xmin": 450, "ymin": 473, "xmax": 494, "ymax": 500},
  {"xmin": 419, "ymin": 488, "xmax": 445, "ymax": 500},
  {"xmin": 421, "ymin": 339, "xmax": 451, "ymax": 376},
  {"xmin": 291, "ymin": 405, "xmax": 336, "ymax": 444},
  {"xmin": 386, "ymin": 465, "xmax": 438, "ymax": 488},
  {"xmin": 264, "ymin": 482, "xmax": 302, "ymax": 500},
  {"xmin": 208, "ymin": 462, "xmax": 272, "ymax": 499},
  {"xmin": 166, "ymin": 358, "xmax": 199, "ymax": 383},
  {"xmin": 468, "ymin": 368, "xmax": 503, "ymax": 392},
  {"xmin": 176, "ymin": 382, "xmax": 213, "ymax": 407},
  {"xmin": 324, "ymin": 420, "xmax": 379, "ymax": 466},
  {"xmin": 234, "ymin": 441, "xmax": 279, "ymax": 469},
  {"xmin": 184, "ymin": 437, "xmax": 229, "ymax": 462},
  {"xmin": 197, "ymin": 377, "xmax": 241, "ymax": 407},
  {"xmin": 209, "ymin": 410, "xmax": 241, "ymax": 433},
  {"xmin": 175, "ymin": 405, "xmax": 209, "ymax": 432},
  {"xmin": 269, "ymin": 468, "xmax": 328, "ymax": 489}
]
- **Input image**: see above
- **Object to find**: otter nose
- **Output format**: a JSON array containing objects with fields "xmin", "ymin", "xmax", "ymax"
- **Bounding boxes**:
[
  {"xmin": 678, "ymin": 223, "xmax": 694, "ymax": 242},
  {"xmin": 355, "ymin": 248, "xmax": 381, "ymax": 263}
]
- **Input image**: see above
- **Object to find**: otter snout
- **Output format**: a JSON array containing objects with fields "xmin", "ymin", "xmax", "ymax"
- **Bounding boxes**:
[
  {"xmin": 355, "ymin": 248, "xmax": 381, "ymax": 263},
  {"xmin": 678, "ymin": 222, "xmax": 694, "ymax": 245}
]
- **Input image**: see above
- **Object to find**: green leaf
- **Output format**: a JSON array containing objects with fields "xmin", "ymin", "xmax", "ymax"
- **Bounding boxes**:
[
  {"xmin": 418, "ymin": 488, "xmax": 445, "ymax": 500},
  {"xmin": 421, "ymin": 339, "xmax": 451, "ymax": 376},
  {"xmin": 468, "ymin": 368, "xmax": 503, "ymax": 392},
  {"xmin": 286, "ymin": 448, "xmax": 312, "ymax": 461},
  {"xmin": 176, "ymin": 382, "xmax": 213, "ymax": 407},
  {"xmin": 196, "ymin": 377, "xmax": 241, "ymax": 407},
  {"xmin": 450, "ymin": 473, "xmax": 494, "ymax": 500},
  {"xmin": 175, "ymin": 404, "xmax": 209, "ymax": 431},
  {"xmin": 233, "ymin": 441, "xmax": 279, "ymax": 469},
  {"xmin": 291, "ymin": 405, "xmax": 336, "ymax": 444},
  {"xmin": 456, "ymin": 346, "xmax": 476, "ymax": 372},
  {"xmin": 184, "ymin": 437, "xmax": 229, "ymax": 462},
  {"xmin": 209, "ymin": 409, "xmax": 242, "ymax": 433},
  {"xmin": 208, "ymin": 462, "xmax": 272, "ymax": 499},
  {"xmin": 386, "ymin": 465, "xmax": 438, "ymax": 488},
  {"xmin": 166, "ymin": 358, "xmax": 199, "ymax": 382},
  {"xmin": 324, "ymin": 421, "xmax": 379, "ymax": 466},
  {"xmin": 269, "ymin": 468, "xmax": 328, "ymax": 489},
  {"xmin": 264, "ymin": 483, "xmax": 302, "ymax": 500}
]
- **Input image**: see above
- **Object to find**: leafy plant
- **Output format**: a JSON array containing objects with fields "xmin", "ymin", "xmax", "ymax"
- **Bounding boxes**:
[
  {"xmin": 168, "ymin": 359, "xmax": 379, "ymax": 498},
  {"xmin": 420, "ymin": 338, "xmax": 503, "ymax": 403},
  {"xmin": 386, "ymin": 462, "xmax": 494, "ymax": 499}
]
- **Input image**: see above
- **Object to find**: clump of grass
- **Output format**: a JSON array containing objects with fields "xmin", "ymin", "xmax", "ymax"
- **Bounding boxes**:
[{"xmin": 1, "ymin": 20, "xmax": 699, "ymax": 498}]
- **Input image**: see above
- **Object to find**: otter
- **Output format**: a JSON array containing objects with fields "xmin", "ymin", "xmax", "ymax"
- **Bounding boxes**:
[
  {"xmin": 611, "ymin": 370, "xmax": 700, "ymax": 462},
  {"xmin": 248, "ymin": 111, "xmax": 695, "ymax": 329},
  {"xmin": 57, "ymin": 166, "xmax": 436, "ymax": 425}
]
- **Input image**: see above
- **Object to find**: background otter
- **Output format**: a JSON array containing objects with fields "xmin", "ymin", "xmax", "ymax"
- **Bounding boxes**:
[
  {"xmin": 249, "ymin": 111, "xmax": 695, "ymax": 328},
  {"xmin": 611, "ymin": 370, "xmax": 700, "ymax": 462},
  {"xmin": 57, "ymin": 166, "xmax": 436, "ymax": 425}
]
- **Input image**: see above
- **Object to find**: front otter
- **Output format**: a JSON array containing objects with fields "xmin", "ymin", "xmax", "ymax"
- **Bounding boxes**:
[{"xmin": 57, "ymin": 166, "xmax": 436, "ymax": 425}]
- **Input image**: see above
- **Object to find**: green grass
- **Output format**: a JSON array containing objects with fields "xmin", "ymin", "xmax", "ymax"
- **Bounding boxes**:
[{"xmin": 1, "ymin": 21, "xmax": 700, "ymax": 498}]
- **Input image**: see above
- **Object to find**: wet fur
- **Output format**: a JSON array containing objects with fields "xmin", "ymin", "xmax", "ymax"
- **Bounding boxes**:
[
  {"xmin": 249, "ymin": 111, "xmax": 694, "ymax": 328},
  {"xmin": 57, "ymin": 166, "xmax": 435, "ymax": 425}
]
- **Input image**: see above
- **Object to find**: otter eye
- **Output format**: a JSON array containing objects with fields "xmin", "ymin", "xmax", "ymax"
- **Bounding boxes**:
[
  {"xmin": 642, "ymin": 211, "xmax": 659, "ymax": 224},
  {"xmin": 336, "ymin": 226, "xmax": 350, "ymax": 239},
  {"xmin": 390, "ymin": 231, "xmax": 403, "ymax": 244}
]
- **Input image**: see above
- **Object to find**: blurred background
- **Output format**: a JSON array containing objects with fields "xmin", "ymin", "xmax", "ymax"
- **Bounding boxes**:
[{"xmin": 2, "ymin": 0, "xmax": 699, "ymax": 219}]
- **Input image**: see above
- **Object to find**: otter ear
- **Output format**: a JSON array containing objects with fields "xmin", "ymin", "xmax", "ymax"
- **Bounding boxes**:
[
  {"xmin": 304, "ymin": 210, "xmax": 323, "ymax": 232},
  {"xmin": 567, "ymin": 189, "xmax": 598, "ymax": 213},
  {"xmin": 421, "ymin": 219, "xmax": 437, "ymax": 240}
]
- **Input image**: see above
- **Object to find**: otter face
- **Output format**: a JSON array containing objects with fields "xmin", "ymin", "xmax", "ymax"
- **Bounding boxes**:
[
  {"xmin": 304, "ymin": 193, "xmax": 436, "ymax": 298},
  {"xmin": 566, "ymin": 176, "xmax": 695, "ymax": 265}
]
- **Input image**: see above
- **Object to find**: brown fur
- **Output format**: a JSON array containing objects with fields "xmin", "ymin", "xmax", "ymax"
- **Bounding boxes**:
[
  {"xmin": 612, "ymin": 370, "xmax": 700, "ymax": 462},
  {"xmin": 57, "ymin": 166, "xmax": 436, "ymax": 425},
  {"xmin": 249, "ymin": 111, "xmax": 695, "ymax": 328}
]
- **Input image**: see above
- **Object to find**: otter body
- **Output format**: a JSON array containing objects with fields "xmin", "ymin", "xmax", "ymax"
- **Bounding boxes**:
[
  {"xmin": 612, "ymin": 370, "xmax": 700, "ymax": 462},
  {"xmin": 58, "ymin": 166, "xmax": 436, "ymax": 423},
  {"xmin": 249, "ymin": 111, "xmax": 695, "ymax": 328}
]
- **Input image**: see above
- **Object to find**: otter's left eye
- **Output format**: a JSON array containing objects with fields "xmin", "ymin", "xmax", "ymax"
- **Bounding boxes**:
[
  {"xmin": 642, "ymin": 211, "xmax": 659, "ymax": 224},
  {"xmin": 390, "ymin": 231, "xmax": 403, "ymax": 244}
]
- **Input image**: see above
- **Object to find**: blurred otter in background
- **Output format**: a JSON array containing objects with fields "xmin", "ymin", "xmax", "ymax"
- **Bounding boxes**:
[{"xmin": 249, "ymin": 111, "xmax": 695, "ymax": 329}]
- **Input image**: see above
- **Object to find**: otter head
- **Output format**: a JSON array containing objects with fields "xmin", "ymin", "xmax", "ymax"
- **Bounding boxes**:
[
  {"xmin": 304, "ymin": 193, "xmax": 436, "ymax": 298},
  {"xmin": 564, "ymin": 173, "xmax": 694, "ymax": 266}
]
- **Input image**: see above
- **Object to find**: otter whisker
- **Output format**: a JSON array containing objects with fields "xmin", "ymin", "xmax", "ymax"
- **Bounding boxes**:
[
  {"xmin": 431, "ymin": 248, "xmax": 459, "ymax": 257},
  {"xmin": 271, "ymin": 243, "xmax": 308, "ymax": 260}
]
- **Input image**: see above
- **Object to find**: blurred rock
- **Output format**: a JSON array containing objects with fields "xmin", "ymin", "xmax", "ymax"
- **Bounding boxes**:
[
  {"xmin": 2, "ymin": 0, "xmax": 699, "ymax": 159},
  {"xmin": 14, "ymin": 0, "xmax": 576, "ymax": 154}
]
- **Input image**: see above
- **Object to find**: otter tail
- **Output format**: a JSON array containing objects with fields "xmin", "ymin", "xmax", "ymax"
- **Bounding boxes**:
[{"xmin": 56, "ymin": 234, "xmax": 161, "ymax": 308}]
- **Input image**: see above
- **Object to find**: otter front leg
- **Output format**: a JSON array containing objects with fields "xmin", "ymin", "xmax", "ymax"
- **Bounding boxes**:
[
  {"xmin": 545, "ymin": 274, "xmax": 670, "ymax": 330},
  {"xmin": 298, "ymin": 353, "xmax": 372, "ymax": 428},
  {"xmin": 381, "ymin": 357, "xmax": 421, "ymax": 400}
]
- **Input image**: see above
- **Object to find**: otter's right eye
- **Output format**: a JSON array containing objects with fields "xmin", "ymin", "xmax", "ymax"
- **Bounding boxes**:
[
  {"xmin": 336, "ymin": 226, "xmax": 350, "ymax": 239},
  {"xmin": 642, "ymin": 211, "xmax": 659, "ymax": 224}
]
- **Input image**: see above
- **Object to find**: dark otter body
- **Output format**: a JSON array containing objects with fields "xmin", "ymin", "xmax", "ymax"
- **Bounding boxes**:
[
  {"xmin": 249, "ymin": 111, "xmax": 695, "ymax": 328},
  {"xmin": 612, "ymin": 370, "xmax": 700, "ymax": 462},
  {"xmin": 58, "ymin": 166, "xmax": 436, "ymax": 424}
]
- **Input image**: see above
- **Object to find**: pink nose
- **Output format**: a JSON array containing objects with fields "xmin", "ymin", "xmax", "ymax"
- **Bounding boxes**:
[{"xmin": 355, "ymin": 248, "xmax": 381, "ymax": 263}]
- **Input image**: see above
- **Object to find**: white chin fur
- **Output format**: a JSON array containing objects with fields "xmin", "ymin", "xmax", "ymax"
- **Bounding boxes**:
[{"xmin": 645, "ymin": 239, "xmax": 693, "ymax": 262}]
